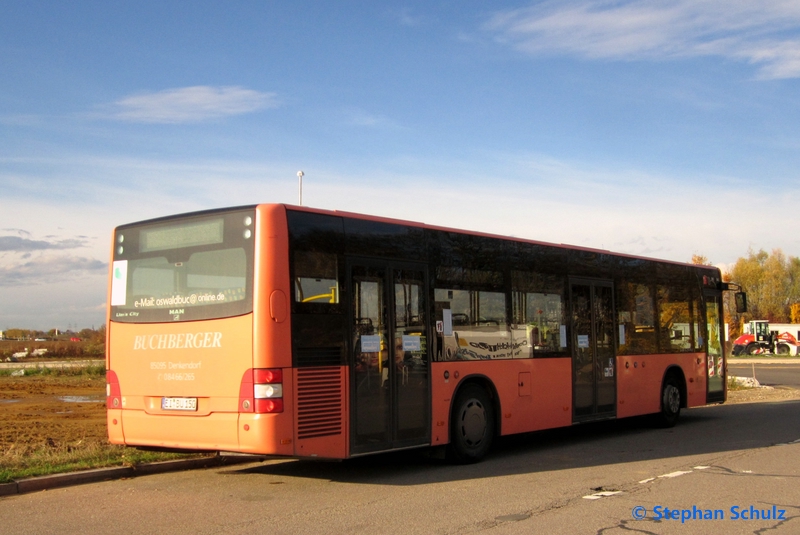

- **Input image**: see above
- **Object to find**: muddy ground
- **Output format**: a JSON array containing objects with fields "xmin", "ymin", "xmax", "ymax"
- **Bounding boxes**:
[
  {"xmin": 0, "ymin": 375, "xmax": 106, "ymax": 451},
  {"xmin": 0, "ymin": 374, "xmax": 798, "ymax": 454}
]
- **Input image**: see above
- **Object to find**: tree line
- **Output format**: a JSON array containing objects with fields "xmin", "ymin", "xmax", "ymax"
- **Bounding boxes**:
[
  {"xmin": 1, "ymin": 326, "xmax": 105, "ymax": 342},
  {"xmin": 694, "ymin": 249, "xmax": 800, "ymax": 337},
  {"xmin": 0, "ymin": 326, "xmax": 106, "ymax": 360}
]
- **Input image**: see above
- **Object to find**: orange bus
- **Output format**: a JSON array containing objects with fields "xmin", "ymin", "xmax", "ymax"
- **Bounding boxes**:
[{"xmin": 106, "ymin": 204, "xmax": 739, "ymax": 462}]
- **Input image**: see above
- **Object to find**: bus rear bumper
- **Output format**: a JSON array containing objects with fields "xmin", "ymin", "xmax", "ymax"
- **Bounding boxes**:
[
  {"xmin": 107, "ymin": 409, "xmax": 124, "ymax": 444},
  {"xmin": 114, "ymin": 410, "xmax": 241, "ymax": 452},
  {"xmin": 107, "ymin": 410, "xmax": 296, "ymax": 456},
  {"xmin": 237, "ymin": 413, "xmax": 294, "ymax": 456}
]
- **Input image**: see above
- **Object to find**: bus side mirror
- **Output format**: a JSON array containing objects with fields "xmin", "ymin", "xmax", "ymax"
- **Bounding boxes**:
[{"xmin": 735, "ymin": 292, "xmax": 748, "ymax": 314}]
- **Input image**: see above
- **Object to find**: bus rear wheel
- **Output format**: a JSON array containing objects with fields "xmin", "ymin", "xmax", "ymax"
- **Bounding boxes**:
[{"xmin": 448, "ymin": 384, "xmax": 494, "ymax": 464}]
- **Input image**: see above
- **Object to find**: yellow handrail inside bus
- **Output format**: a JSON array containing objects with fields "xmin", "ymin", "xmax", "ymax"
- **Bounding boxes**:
[{"xmin": 301, "ymin": 286, "xmax": 337, "ymax": 304}]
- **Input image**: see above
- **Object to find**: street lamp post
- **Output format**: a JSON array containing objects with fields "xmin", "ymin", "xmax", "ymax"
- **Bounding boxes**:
[{"xmin": 297, "ymin": 170, "xmax": 304, "ymax": 206}]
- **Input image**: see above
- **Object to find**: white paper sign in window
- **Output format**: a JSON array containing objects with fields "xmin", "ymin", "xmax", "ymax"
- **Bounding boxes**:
[
  {"xmin": 443, "ymin": 309, "xmax": 453, "ymax": 336},
  {"xmin": 111, "ymin": 260, "xmax": 128, "ymax": 306},
  {"xmin": 402, "ymin": 335, "xmax": 422, "ymax": 351},
  {"xmin": 577, "ymin": 334, "xmax": 590, "ymax": 349},
  {"xmin": 360, "ymin": 335, "xmax": 381, "ymax": 353}
]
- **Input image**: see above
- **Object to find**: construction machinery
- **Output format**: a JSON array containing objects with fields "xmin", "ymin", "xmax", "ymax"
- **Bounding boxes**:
[{"xmin": 732, "ymin": 320, "xmax": 800, "ymax": 355}]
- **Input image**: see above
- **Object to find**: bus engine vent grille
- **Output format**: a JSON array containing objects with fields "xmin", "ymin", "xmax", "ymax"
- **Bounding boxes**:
[{"xmin": 296, "ymin": 367, "xmax": 344, "ymax": 440}]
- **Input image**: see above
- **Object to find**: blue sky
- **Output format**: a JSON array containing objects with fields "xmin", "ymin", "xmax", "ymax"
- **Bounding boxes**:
[{"xmin": 3, "ymin": 1, "xmax": 800, "ymax": 330}]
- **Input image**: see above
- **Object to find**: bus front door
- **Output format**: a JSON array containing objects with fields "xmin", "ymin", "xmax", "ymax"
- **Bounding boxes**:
[
  {"xmin": 570, "ymin": 279, "xmax": 616, "ymax": 421},
  {"xmin": 705, "ymin": 292, "xmax": 725, "ymax": 403},
  {"xmin": 349, "ymin": 261, "xmax": 431, "ymax": 455}
]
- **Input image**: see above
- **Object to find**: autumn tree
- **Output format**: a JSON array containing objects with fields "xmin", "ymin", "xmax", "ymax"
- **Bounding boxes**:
[
  {"xmin": 729, "ymin": 248, "xmax": 800, "ymax": 323},
  {"xmin": 692, "ymin": 254, "xmax": 746, "ymax": 338},
  {"xmin": 791, "ymin": 303, "xmax": 800, "ymax": 324}
]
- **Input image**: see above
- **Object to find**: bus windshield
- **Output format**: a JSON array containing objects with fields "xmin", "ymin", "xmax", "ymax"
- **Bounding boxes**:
[{"xmin": 110, "ymin": 208, "xmax": 255, "ymax": 323}]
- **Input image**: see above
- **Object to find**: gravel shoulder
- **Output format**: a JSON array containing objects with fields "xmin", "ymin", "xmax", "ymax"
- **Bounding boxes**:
[{"xmin": 726, "ymin": 385, "xmax": 800, "ymax": 404}]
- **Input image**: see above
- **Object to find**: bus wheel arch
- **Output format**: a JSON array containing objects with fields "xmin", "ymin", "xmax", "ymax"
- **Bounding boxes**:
[
  {"xmin": 447, "ymin": 377, "xmax": 498, "ymax": 463},
  {"xmin": 656, "ymin": 367, "xmax": 686, "ymax": 428}
]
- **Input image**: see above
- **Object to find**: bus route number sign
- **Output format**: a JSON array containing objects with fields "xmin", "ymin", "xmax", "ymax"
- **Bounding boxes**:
[{"xmin": 161, "ymin": 397, "xmax": 198, "ymax": 411}]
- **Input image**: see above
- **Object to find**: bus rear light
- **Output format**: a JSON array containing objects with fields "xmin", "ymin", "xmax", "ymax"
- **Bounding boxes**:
[
  {"xmin": 255, "ymin": 398, "xmax": 284, "ymax": 413},
  {"xmin": 106, "ymin": 369, "xmax": 122, "ymax": 409},
  {"xmin": 239, "ymin": 368, "xmax": 284, "ymax": 413},
  {"xmin": 254, "ymin": 383, "xmax": 283, "ymax": 398},
  {"xmin": 254, "ymin": 368, "xmax": 282, "ymax": 384}
]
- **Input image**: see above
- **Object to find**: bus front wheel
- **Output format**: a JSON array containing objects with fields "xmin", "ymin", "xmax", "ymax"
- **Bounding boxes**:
[
  {"xmin": 448, "ymin": 384, "xmax": 495, "ymax": 464},
  {"xmin": 656, "ymin": 376, "xmax": 682, "ymax": 428}
]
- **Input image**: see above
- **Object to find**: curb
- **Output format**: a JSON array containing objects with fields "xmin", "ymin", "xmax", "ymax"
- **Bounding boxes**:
[{"xmin": 0, "ymin": 455, "xmax": 263, "ymax": 497}]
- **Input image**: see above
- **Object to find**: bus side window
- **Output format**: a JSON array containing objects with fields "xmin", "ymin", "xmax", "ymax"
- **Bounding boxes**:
[
  {"xmin": 657, "ymin": 285, "xmax": 700, "ymax": 353},
  {"xmin": 293, "ymin": 251, "xmax": 339, "ymax": 304},
  {"xmin": 434, "ymin": 288, "xmax": 512, "ymax": 360},
  {"xmin": 616, "ymin": 282, "xmax": 657, "ymax": 355},
  {"xmin": 511, "ymin": 271, "xmax": 567, "ymax": 358}
]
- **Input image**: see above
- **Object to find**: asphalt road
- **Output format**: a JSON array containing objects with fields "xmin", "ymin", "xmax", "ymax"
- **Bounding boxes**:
[
  {"xmin": 2, "ymin": 397, "xmax": 799, "ymax": 534},
  {"xmin": 729, "ymin": 359, "xmax": 800, "ymax": 388}
]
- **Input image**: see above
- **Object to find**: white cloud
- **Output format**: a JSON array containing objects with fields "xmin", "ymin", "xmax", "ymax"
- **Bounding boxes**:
[
  {"xmin": 486, "ymin": 0, "xmax": 800, "ymax": 79},
  {"xmin": 104, "ymin": 86, "xmax": 279, "ymax": 123},
  {"xmin": 0, "ymin": 254, "xmax": 106, "ymax": 287},
  {"xmin": 344, "ymin": 108, "xmax": 401, "ymax": 129},
  {"xmin": 0, "ymin": 235, "xmax": 88, "ymax": 252},
  {"xmin": 0, "ymin": 276, "xmax": 108, "ymax": 330},
  {"xmin": 392, "ymin": 7, "xmax": 426, "ymax": 27}
]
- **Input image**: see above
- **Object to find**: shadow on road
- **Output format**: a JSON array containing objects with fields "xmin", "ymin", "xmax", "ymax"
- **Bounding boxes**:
[{"xmin": 220, "ymin": 398, "xmax": 800, "ymax": 486}]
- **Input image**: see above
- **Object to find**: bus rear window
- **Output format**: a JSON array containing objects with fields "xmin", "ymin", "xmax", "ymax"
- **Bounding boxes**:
[
  {"xmin": 293, "ymin": 251, "xmax": 339, "ymax": 304},
  {"xmin": 111, "ymin": 209, "xmax": 255, "ymax": 323}
]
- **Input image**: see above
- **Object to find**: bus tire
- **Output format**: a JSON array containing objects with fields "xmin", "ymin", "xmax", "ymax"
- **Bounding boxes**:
[
  {"xmin": 448, "ymin": 384, "xmax": 495, "ymax": 464},
  {"xmin": 656, "ymin": 375, "xmax": 682, "ymax": 428}
]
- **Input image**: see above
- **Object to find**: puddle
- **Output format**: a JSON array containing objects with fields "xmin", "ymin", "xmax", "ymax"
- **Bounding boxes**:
[
  {"xmin": 0, "ymin": 399, "xmax": 20, "ymax": 404},
  {"xmin": 56, "ymin": 395, "xmax": 104, "ymax": 403}
]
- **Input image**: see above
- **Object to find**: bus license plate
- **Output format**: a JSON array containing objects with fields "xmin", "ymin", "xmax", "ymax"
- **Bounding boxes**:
[{"xmin": 161, "ymin": 397, "xmax": 197, "ymax": 411}]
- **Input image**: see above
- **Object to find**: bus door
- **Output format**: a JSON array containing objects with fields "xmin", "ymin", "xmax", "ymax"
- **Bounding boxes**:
[
  {"xmin": 705, "ymin": 291, "xmax": 725, "ymax": 403},
  {"xmin": 348, "ymin": 260, "xmax": 431, "ymax": 454},
  {"xmin": 570, "ymin": 279, "xmax": 616, "ymax": 421}
]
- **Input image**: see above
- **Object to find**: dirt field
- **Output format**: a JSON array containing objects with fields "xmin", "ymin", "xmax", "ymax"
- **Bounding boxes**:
[{"xmin": 0, "ymin": 374, "xmax": 107, "ymax": 453}]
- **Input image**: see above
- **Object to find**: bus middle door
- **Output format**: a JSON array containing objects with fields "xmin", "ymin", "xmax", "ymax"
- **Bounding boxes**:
[
  {"xmin": 570, "ymin": 278, "xmax": 617, "ymax": 422},
  {"xmin": 349, "ymin": 260, "xmax": 431, "ymax": 455}
]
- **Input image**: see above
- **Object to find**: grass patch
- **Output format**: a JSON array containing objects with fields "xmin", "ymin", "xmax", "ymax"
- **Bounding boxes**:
[
  {"xmin": 0, "ymin": 441, "xmax": 203, "ymax": 484},
  {"xmin": 0, "ymin": 365, "xmax": 106, "ymax": 378}
]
